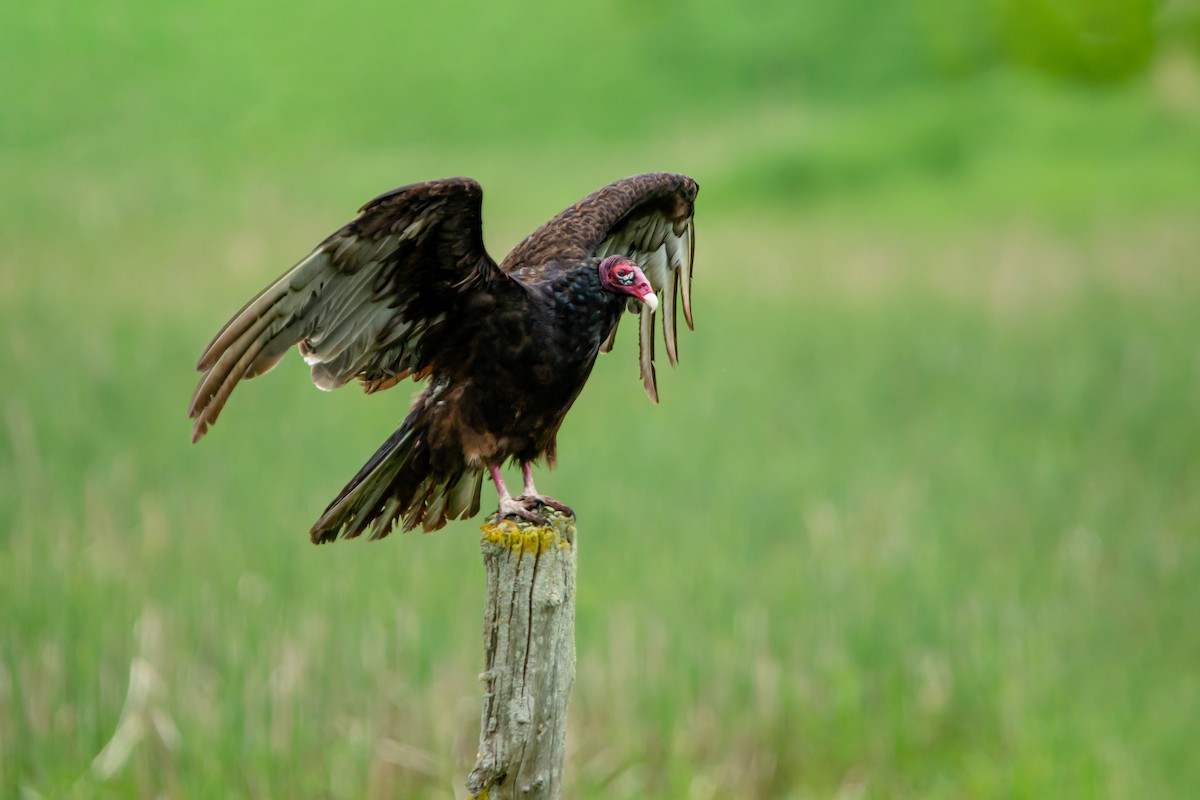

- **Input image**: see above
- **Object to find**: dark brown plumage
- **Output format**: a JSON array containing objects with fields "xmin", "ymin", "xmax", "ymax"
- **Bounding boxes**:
[{"xmin": 189, "ymin": 173, "xmax": 698, "ymax": 541}]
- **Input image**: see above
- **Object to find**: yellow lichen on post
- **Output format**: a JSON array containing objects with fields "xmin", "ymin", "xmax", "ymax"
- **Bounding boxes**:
[
  {"xmin": 480, "ymin": 516, "xmax": 571, "ymax": 555},
  {"xmin": 468, "ymin": 509, "xmax": 577, "ymax": 800}
]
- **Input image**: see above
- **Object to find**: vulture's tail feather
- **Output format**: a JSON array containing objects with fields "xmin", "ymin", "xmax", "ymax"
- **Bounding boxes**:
[{"xmin": 310, "ymin": 415, "xmax": 482, "ymax": 543}]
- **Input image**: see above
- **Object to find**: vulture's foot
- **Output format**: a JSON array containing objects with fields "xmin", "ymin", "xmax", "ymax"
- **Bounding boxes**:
[
  {"xmin": 515, "ymin": 462, "xmax": 575, "ymax": 519},
  {"xmin": 497, "ymin": 495, "xmax": 550, "ymax": 527},
  {"xmin": 518, "ymin": 494, "xmax": 575, "ymax": 518}
]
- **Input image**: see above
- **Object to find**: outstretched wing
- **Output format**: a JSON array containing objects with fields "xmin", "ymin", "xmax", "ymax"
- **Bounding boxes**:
[
  {"xmin": 189, "ymin": 177, "xmax": 503, "ymax": 443},
  {"xmin": 502, "ymin": 172, "xmax": 697, "ymax": 403}
]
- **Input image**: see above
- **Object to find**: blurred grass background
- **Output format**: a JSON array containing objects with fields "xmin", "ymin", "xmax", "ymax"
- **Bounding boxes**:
[{"xmin": 3, "ymin": 1, "xmax": 1199, "ymax": 797}]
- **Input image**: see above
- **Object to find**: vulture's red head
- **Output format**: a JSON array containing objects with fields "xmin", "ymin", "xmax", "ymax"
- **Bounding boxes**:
[{"xmin": 598, "ymin": 255, "xmax": 658, "ymax": 313}]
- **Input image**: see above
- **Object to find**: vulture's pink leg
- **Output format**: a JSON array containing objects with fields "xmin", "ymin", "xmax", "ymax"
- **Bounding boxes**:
[
  {"xmin": 489, "ymin": 464, "xmax": 547, "ymax": 524},
  {"xmin": 518, "ymin": 462, "xmax": 575, "ymax": 517}
]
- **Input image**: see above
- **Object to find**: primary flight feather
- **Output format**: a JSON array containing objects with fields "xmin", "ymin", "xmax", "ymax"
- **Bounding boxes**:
[{"xmin": 189, "ymin": 172, "xmax": 698, "ymax": 542}]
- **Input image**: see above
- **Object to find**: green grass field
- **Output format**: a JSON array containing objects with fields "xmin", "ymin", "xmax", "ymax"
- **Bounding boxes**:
[{"xmin": 3, "ymin": 3, "xmax": 1200, "ymax": 798}]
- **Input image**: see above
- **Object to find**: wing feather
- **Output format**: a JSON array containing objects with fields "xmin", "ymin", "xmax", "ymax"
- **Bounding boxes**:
[
  {"xmin": 662, "ymin": 257, "xmax": 679, "ymax": 366},
  {"xmin": 615, "ymin": 211, "xmax": 695, "ymax": 399},
  {"xmin": 501, "ymin": 172, "xmax": 697, "ymax": 402},
  {"xmin": 638, "ymin": 301, "xmax": 658, "ymax": 404},
  {"xmin": 190, "ymin": 178, "xmax": 502, "ymax": 442}
]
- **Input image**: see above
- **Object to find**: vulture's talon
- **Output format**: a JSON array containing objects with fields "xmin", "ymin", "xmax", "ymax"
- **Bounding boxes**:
[
  {"xmin": 497, "ymin": 497, "xmax": 550, "ymax": 527},
  {"xmin": 520, "ymin": 495, "xmax": 575, "ymax": 518}
]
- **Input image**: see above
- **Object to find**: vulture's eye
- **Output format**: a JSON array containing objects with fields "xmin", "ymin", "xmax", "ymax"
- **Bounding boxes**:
[{"xmin": 615, "ymin": 267, "xmax": 634, "ymax": 284}]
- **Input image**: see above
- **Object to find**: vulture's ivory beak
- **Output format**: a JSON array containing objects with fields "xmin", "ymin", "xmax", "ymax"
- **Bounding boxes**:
[{"xmin": 641, "ymin": 292, "xmax": 659, "ymax": 314}]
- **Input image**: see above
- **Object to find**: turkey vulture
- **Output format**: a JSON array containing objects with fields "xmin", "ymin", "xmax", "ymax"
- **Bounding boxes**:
[{"xmin": 189, "ymin": 172, "xmax": 698, "ymax": 542}]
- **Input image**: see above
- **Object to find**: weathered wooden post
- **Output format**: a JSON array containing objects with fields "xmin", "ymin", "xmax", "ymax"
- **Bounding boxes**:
[{"xmin": 466, "ymin": 509, "xmax": 577, "ymax": 800}]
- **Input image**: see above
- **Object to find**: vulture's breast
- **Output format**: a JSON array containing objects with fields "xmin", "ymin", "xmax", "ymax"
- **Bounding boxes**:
[{"xmin": 442, "ymin": 266, "xmax": 623, "ymax": 462}]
